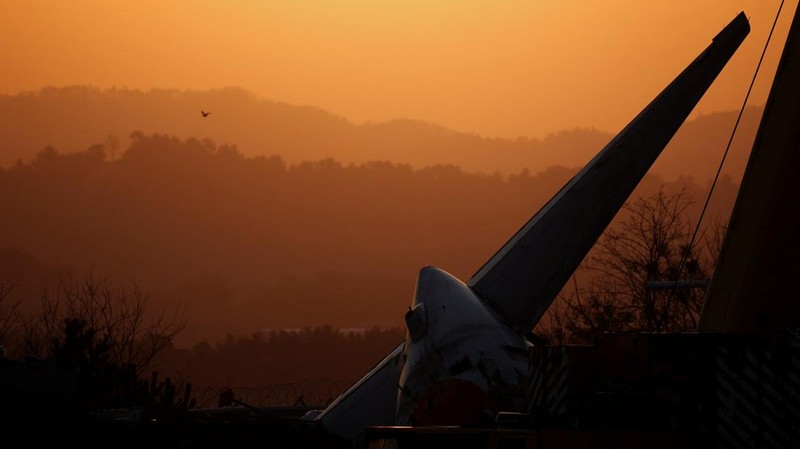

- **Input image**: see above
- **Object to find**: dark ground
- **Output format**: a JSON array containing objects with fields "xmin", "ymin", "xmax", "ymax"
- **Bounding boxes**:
[
  {"xmin": 0, "ymin": 403, "xmax": 351, "ymax": 449},
  {"xmin": 0, "ymin": 356, "xmax": 350, "ymax": 449}
]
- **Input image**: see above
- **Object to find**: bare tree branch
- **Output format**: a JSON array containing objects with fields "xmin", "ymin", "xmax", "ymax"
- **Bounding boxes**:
[{"xmin": 558, "ymin": 188, "xmax": 722, "ymax": 342}]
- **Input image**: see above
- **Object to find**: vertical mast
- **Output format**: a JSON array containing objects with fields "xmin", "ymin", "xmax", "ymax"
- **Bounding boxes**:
[{"xmin": 698, "ymin": 5, "xmax": 800, "ymax": 336}]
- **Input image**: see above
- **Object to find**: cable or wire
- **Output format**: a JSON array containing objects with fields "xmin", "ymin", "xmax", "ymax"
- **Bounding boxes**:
[{"xmin": 662, "ymin": 0, "xmax": 785, "ymax": 329}]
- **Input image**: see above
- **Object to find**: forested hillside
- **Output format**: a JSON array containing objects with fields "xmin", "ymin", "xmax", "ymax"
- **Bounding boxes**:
[{"xmin": 0, "ymin": 133, "xmax": 740, "ymax": 345}]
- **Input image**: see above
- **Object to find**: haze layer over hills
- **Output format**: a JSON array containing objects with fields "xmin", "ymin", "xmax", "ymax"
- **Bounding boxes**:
[
  {"xmin": 0, "ymin": 86, "xmax": 761, "ymax": 182},
  {"xmin": 0, "ymin": 86, "xmax": 751, "ymax": 345}
]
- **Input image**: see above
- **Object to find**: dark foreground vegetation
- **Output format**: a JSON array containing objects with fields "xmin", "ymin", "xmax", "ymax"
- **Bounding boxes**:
[{"xmin": 0, "ymin": 277, "xmax": 355, "ymax": 448}]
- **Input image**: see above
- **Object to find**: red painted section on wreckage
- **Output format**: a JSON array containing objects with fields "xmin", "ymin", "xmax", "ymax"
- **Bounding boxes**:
[{"xmin": 408, "ymin": 378, "xmax": 494, "ymax": 427}]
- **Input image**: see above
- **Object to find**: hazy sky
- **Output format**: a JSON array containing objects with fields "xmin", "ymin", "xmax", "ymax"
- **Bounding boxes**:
[{"xmin": 1, "ymin": 1, "xmax": 795, "ymax": 138}]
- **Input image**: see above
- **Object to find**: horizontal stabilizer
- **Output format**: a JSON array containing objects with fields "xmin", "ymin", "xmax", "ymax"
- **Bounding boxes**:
[
  {"xmin": 316, "ymin": 342, "xmax": 405, "ymax": 443},
  {"xmin": 468, "ymin": 12, "xmax": 750, "ymax": 333}
]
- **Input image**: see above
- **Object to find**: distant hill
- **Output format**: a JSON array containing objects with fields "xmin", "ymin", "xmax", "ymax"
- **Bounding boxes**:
[
  {"xmin": 0, "ymin": 135, "xmax": 741, "ymax": 345},
  {"xmin": 0, "ymin": 86, "xmax": 761, "ymax": 182}
]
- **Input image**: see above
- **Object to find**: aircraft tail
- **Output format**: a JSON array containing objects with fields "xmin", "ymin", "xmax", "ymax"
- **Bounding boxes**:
[{"xmin": 468, "ymin": 12, "xmax": 750, "ymax": 333}]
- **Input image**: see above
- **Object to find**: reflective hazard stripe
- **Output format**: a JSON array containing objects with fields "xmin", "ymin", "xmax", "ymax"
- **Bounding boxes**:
[
  {"xmin": 715, "ymin": 347, "xmax": 800, "ymax": 449},
  {"xmin": 527, "ymin": 346, "xmax": 569, "ymax": 414}
]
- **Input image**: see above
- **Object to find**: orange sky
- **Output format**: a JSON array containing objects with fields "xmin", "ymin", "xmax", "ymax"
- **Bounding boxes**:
[{"xmin": 0, "ymin": 1, "xmax": 795, "ymax": 139}]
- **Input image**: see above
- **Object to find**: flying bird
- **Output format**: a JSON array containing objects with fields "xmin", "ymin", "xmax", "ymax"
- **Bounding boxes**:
[{"xmin": 201, "ymin": 110, "xmax": 211, "ymax": 117}]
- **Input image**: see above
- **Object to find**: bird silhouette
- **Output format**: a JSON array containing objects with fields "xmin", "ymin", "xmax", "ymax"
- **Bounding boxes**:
[{"xmin": 201, "ymin": 110, "xmax": 211, "ymax": 117}]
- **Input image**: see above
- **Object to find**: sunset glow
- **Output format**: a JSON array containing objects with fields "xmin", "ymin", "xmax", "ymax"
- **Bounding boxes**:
[{"xmin": 1, "ymin": 1, "xmax": 794, "ymax": 138}]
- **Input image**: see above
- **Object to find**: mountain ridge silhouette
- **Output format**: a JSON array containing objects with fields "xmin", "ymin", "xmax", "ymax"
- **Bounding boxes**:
[{"xmin": 0, "ymin": 85, "xmax": 761, "ymax": 182}]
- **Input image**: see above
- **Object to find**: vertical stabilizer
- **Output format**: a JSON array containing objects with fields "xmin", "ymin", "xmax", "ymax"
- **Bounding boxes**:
[
  {"xmin": 698, "ymin": 6, "xmax": 800, "ymax": 337},
  {"xmin": 469, "ymin": 13, "xmax": 750, "ymax": 333}
]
